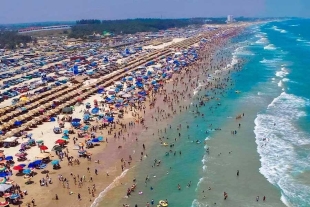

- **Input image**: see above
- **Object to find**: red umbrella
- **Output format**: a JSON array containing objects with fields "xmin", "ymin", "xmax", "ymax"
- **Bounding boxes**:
[
  {"xmin": 13, "ymin": 165, "xmax": 23, "ymax": 171},
  {"xmin": 0, "ymin": 201, "xmax": 9, "ymax": 207},
  {"xmin": 3, "ymin": 193, "xmax": 11, "ymax": 198},
  {"xmin": 55, "ymin": 139, "xmax": 65, "ymax": 144},
  {"xmin": 40, "ymin": 145, "xmax": 48, "ymax": 150},
  {"xmin": 15, "ymin": 152, "xmax": 26, "ymax": 157}
]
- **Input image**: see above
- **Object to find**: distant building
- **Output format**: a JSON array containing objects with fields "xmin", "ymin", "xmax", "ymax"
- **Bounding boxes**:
[
  {"xmin": 227, "ymin": 15, "xmax": 234, "ymax": 23},
  {"xmin": 18, "ymin": 25, "xmax": 71, "ymax": 34}
]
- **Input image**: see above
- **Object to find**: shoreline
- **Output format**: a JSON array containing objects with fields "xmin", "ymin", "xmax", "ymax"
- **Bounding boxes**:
[{"xmin": 93, "ymin": 28, "xmax": 250, "ymax": 207}]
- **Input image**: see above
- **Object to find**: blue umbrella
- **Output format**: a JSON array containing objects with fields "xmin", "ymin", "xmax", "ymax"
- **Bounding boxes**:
[
  {"xmin": 91, "ymin": 138, "xmax": 99, "ymax": 143},
  {"xmin": 5, "ymin": 156, "xmax": 13, "ymax": 161},
  {"xmin": 28, "ymin": 139, "xmax": 35, "ymax": 144},
  {"xmin": 62, "ymin": 135, "xmax": 69, "ymax": 139},
  {"xmin": 10, "ymin": 194, "xmax": 20, "ymax": 199},
  {"xmin": 72, "ymin": 118, "xmax": 81, "ymax": 123},
  {"xmin": 63, "ymin": 129, "xmax": 69, "ymax": 134},
  {"xmin": 14, "ymin": 121, "xmax": 22, "ymax": 126},
  {"xmin": 78, "ymin": 150, "xmax": 86, "ymax": 154},
  {"xmin": 0, "ymin": 172, "xmax": 7, "ymax": 177},
  {"xmin": 22, "ymin": 168, "xmax": 31, "ymax": 174},
  {"xmin": 97, "ymin": 136, "xmax": 103, "ymax": 141},
  {"xmin": 83, "ymin": 114, "xmax": 90, "ymax": 120},
  {"xmin": 28, "ymin": 162, "xmax": 36, "ymax": 168},
  {"xmin": 51, "ymin": 160, "xmax": 59, "ymax": 165},
  {"xmin": 19, "ymin": 164, "xmax": 26, "ymax": 168},
  {"xmin": 107, "ymin": 117, "xmax": 114, "ymax": 123},
  {"xmin": 33, "ymin": 160, "xmax": 42, "ymax": 165},
  {"xmin": 82, "ymin": 126, "xmax": 89, "ymax": 131}
]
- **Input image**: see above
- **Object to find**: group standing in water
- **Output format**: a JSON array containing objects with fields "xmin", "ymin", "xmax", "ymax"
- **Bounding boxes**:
[{"xmin": 117, "ymin": 27, "xmax": 270, "ymax": 206}]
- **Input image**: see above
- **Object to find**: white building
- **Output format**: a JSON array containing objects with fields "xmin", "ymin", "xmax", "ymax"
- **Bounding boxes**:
[{"xmin": 227, "ymin": 15, "xmax": 234, "ymax": 23}]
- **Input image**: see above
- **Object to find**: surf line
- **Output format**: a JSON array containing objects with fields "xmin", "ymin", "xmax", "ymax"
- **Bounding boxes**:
[{"xmin": 90, "ymin": 166, "xmax": 134, "ymax": 207}]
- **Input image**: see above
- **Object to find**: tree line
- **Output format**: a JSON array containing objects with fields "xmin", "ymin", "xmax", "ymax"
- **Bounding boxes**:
[
  {"xmin": 69, "ymin": 18, "xmax": 209, "ymax": 38},
  {"xmin": 0, "ymin": 31, "xmax": 34, "ymax": 49}
]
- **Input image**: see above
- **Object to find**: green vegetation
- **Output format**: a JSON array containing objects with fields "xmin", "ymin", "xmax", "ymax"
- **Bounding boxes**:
[
  {"xmin": 69, "ymin": 18, "xmax": 207, "ymax": 38},
  {"xmin": 0, "ymin": 31, "xmax": 34, "ymax": 49}
]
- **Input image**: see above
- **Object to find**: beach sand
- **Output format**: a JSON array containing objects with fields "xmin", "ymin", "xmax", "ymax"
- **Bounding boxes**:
[{"xmin": 0, "ymin": 24, "xmax": 269, "ymax": 207}]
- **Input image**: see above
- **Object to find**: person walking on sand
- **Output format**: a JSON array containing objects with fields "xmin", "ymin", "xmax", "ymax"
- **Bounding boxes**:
[
  {"xmin": 256, "ymin": 196, "xmax": 259, "ymax": 202},
  {"xmin": 237, "ymin": 170, "xmax": 239, "ymax": 176},
  {"xmin": 263, "ymin": 196, "xmax": 266, "ymax": 201},
  {"xmin": 78, "ymin": 193, "xmax": 81, "ymax": 200}
]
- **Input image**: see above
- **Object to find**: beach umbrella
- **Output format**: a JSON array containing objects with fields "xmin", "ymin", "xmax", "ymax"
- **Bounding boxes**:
[
  {"xmin": 82, "ymin": 126, "xmax": 89, "ymax": 131},
  {"xmin": 36, "ymin": 140, "xmax": 44, "ymax": 144},
  {"xmin": 33, "ymin": 160, "xmax": 42, "ymax": 166},
  {"xmin": 14, "ymin": 121, "xmax": 22, "ymax": 127},
  {"xmin": 10, "ymin": 193, "xmax": 20, "ymax": 199},
  {"xmin": 18, "ymin": 164, "xmax": 26, "ymax": 168},
  {"xmin": 63, "ymin": 129, "xmax": 69, "ymax": 134},
  {"xmin": 52, "ymin": 145, "xmax": 63, "ymax": 152},
  {"xmin": 78, "ymin": 149, "xmax": 86, "ymax": 154},
  {"xmin": 27, "ymin": 162, "xmax": 36, "ymax": 168},
  {"xmin": 0, "ymin": 172, "xmax": 7, "ymax": 178},
  {"xmin": 72, "ymin": 118, "xmax": 81, "ymax": 123},
  {"xmin": 117, "ymin": 91, "xmax": 126, "ymax": 96},
  {"xmin": 40, "ymin": 145, "xmax": 48, "ymax": 150},
  {"xmin": 51, "ymin": 160, "xmax": 59, "ymax": 165},
  {"xmin": 15, "ymin": 153, "xmax": 26, "ymax": 157},
  {"xmin": 55, "ymin": 139, "xmax": 65, "ymax": 144},
  {"xmin": 0, "ymin": 184, "xmax": 11, "ymax": 192},
  {"xmin": 62, "ymin": 134, "xmax": 69, "ymax": 139},
  {"xmin": 0, "ymin": 201, "xmax": 9, "ymax": 206},
  {"xmin": 22, "ymin": 168, "xmax": 31, "ymax": 174},
  {"xmin": 13, "ymin": 165, "xmax": 23, "ymax": 171},
  {"xmin": 5, "ymin": 156, "xmax": 13, "ymax": 161},
  {"xmin": 122, "ymin": 93, "xmax": 132, "ymax": 98},
  {"xmin": 107, "ymin": 117, "xmax": 114, "ymax": 123},
  {"xmin": 0, "ymin": 166, "xmax": 6, "ymax": 172},
  {"xmin": 0, "ymin": 178, "xmax": 6, "ymax": 184},
  {"xmin": 91, "ymin": 138, "xmax": 99, "ymax": 143},
  {"xmin": 97, "ymin": 136, "xmax": 103, "ymax": 141},
  {"xmin": 3, "ymin": 192, "xmax": 12, "ymax": 198},
  {"xmin": 83, "ymin": 114, "xmax": 90, "ymax": 120}
]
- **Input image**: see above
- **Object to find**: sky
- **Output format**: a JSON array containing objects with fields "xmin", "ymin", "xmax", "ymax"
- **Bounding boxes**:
[{"xmin": 0, "ymin": 0, "xmax": 309, "ymax": 24}]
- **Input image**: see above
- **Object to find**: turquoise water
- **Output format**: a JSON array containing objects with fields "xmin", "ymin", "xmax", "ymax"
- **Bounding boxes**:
[{"xmin": 100, "ymin": 19, "xmax": 310, "ymax": 207}]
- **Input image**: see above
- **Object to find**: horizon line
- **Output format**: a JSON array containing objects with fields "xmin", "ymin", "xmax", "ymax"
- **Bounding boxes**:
[{"xmin": 0, "ymin": 16, "xmax": 297, "ymax": 26}]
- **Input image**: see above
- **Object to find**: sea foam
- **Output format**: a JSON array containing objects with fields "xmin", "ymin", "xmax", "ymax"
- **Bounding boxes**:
[
  {"xmin": 275, "ymin": 67, "xmax": 289, "ymax": 78},
  {"xmin": 254, "ymin": 92, "xmax": 310, "ymax": 205},
  {"xmin": 90, "ymin": 168, "xmax": 130, "ymax": 207},
  {"xmin": 264, "ymin": 44, "xmax": 276, "ymax": 50}
]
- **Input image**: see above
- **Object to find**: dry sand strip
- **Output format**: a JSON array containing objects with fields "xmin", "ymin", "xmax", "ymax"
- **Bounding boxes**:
[{"xmin": 0, "ymin": 32, "xmax": 211, "ymax": 141}]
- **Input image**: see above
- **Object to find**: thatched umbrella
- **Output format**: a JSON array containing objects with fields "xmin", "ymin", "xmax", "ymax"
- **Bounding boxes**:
[
  {"xmin": 26, "ymin": 121, "xmax": 36, "ymax": 128},
  {"xmin": 0, "ymin": 108, "xmax": 6, "ymax": 114},
  {"xmin": 35, "ymin": 116, "xmax": 44, "ymax": 122},
  {"xmin": 42, "ymin": 103, "xmax": 52, "ymax": 109}
]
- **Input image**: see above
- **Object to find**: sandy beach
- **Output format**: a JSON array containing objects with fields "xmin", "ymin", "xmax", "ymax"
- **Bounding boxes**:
[{"xmin": 0, "ymin": 24, "xmax": 255, "ymax": 207}]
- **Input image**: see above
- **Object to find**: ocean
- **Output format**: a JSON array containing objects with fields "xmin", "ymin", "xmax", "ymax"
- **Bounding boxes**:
[{"xmin": 98, "ymin": 19, "xmax": 310, "ymax": 207}]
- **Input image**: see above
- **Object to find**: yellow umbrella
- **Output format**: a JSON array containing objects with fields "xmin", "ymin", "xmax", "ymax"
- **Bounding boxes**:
[{"xmin": 20, "ymin": 96, "xmax": 29, "ymax": 102}]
